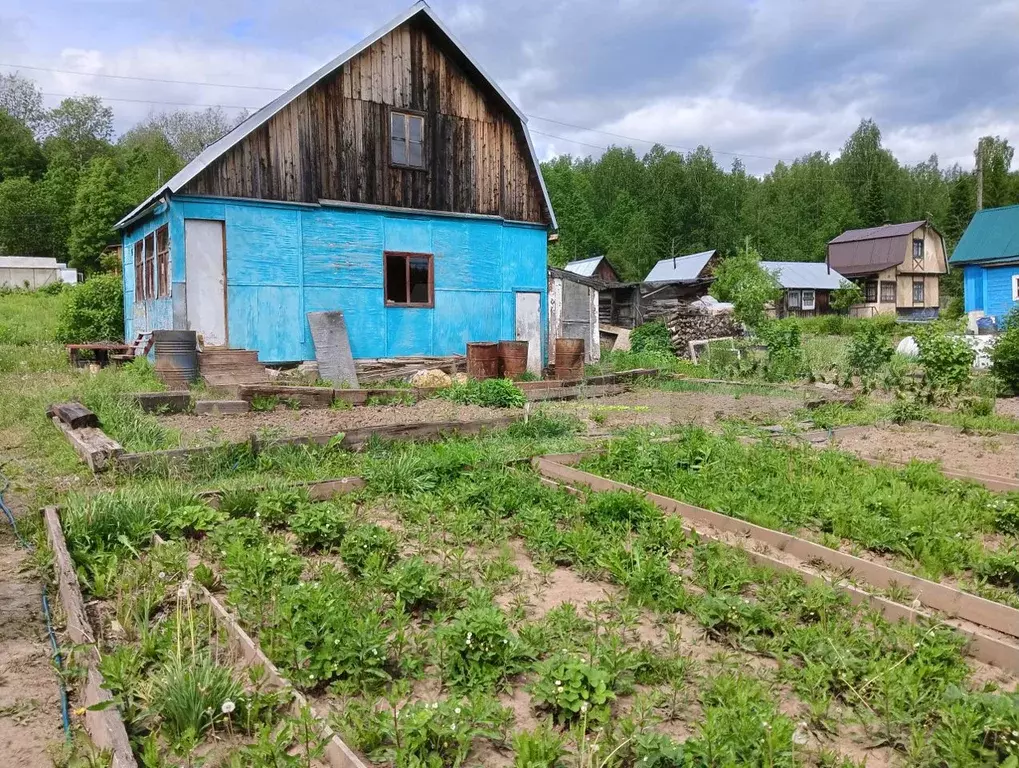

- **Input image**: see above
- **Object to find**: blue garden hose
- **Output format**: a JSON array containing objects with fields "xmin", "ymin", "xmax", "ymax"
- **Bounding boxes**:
[{"xmin": 0, "ymin": 471, "xmax": 72, "ymax": 739}]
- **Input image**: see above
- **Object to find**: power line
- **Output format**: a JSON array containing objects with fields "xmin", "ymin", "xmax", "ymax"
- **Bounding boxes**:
[
  {"xmin": 1, "ymin": 62, "xmax": 285, "ymax": 92},
  {"xmin": 41, "ymin": 92, "xmax": 257, "ymax": 111},
  {"xmin": 8, "ymin": 60, "xmax": 792, "ymax": 166}
]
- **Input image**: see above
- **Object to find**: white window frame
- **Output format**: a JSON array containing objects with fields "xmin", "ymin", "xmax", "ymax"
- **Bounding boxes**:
[
  {"xmin": 801, "ymin": 289, "xmax": 816, "ymax": 311},
  {"xmin": 786, "ymin": 290, "xmax": 801, "ymax": 310},
  {"xmin": 1013, "ymin": 275, "xmax": 1019, "ymax": 302}
]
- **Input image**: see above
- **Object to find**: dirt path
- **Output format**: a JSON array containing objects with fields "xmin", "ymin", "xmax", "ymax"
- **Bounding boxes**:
[{"xmin": 0, "ymin": 504, "xmax": 65, "ymax": 766}]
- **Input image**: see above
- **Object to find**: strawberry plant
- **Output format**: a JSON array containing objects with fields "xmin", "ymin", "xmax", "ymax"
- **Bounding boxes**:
[
  {"xmin": 530, "ymin": 653, "xmax": 613, "ymax": 725},
  {"xmin": 289, "ymin": 501, "xmax": 349, "ymax": 551},
  {"xmin": 381, "ymin": 556, "xmax": 443, "ymax": 611},
  {"xmin": 439, "ymin": 604, "xmax": 527, "ymax": 692},
  {"xmin": 340, "ymin": 524, "xmax": 398, "ymax": 575},
  {"xmin": 255, "ymin": 487, "xmax": 309, "ymax": 529}
]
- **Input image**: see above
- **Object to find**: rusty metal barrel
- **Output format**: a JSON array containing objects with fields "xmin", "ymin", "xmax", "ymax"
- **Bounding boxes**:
[
  {"xmin": 555, "ymin": 338, "xmax": 585, "ymax": 381},
  {"xmin": 466, "ymin": 342, "xmax": 500, "ymax": 380},
  {"xmin": 498, "ymin": 340, "xmax": 529, "ymax": 380},
  {"xmin": 152, "ymin": 330, "xmax": 199, "ymax": 389}
]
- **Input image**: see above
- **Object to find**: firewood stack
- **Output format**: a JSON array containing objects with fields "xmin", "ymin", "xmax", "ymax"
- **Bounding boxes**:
[{"xmin": 666, "ymin": 302, "xmax": 743, "ymax": 359}]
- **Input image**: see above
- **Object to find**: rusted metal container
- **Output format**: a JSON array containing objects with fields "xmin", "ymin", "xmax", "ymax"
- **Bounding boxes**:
[
  {"xmin": 498, "ymin": 340, "xmax": 529, "ymax": 380},
  {"xmin": 152, "ymin": 330, "xmax": 199, "ymax": 388},
  {"xmin": 555, "ymin": 338, "xmax": 585, "ymax": 380},
  {"xmin": 466, "ymin": 342, "xmax": 499, "ymax": 380}
]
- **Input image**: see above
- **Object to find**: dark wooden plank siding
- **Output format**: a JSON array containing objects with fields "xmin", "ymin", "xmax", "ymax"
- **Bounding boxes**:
[{"xmin": 182, "ymin": 19, "xmax": 548, "ymax": 225}]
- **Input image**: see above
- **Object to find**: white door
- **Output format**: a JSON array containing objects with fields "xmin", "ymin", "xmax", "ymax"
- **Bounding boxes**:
[
  {"xmin": 515, "ymin": 291, "xmax": 541, "ymax": 375},
  {"xmin": 185, "ymin": 220, "xmax": 227, "ymax": 347}
]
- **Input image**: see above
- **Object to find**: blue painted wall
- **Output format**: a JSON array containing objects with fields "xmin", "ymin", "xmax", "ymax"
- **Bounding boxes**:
[
  {"xmin": 121, "ymin": 204, "xmax": 173, "ymax": 341},
  {"xmin": 964, "ymin": 263, "xmax": 1019, "ymax": 321},
  {"xmin": 124, "ymin": 195, "xmax": 548, "ymax": 363}
]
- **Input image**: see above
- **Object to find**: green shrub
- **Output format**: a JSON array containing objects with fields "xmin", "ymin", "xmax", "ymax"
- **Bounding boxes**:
[
  {"xmin": 914, "ymin": 324, "xmax": 974, "ymax": 404},
  {"xmin": 55, "ymin": 273, "xmax": 124, "ymax": 344},
  {"xmin": 830, "ymin": 280, "xmax": 864, "ymax": 313},
  {"xmin": 847, "ymin": 324, "xmax": 894, "ymax": 387},
  {"xmin": 630, "ymin": 321, "xmax": 672, "ymax": 354},
  {"xmin": 438, "ymin": 378, "xmax": 526, "ymax": 408},
  {"xmin": 992, "ymin": 327, "xmax": 1019, "ymax": 394},
  {"xmin": 759, "ymin": 320, "xmax": 805, "ymax": 381}
]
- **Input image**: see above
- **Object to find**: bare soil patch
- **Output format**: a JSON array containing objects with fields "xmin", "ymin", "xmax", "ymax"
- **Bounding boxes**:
[
  {"xmin": 0, "ymin": 502, "xmax": 65, "ymax": 767},
  {"xmin": 555, "ymin": 390, "xmax": 803, "ymax": 432},
  {"xmin": 831, "ymin": 424, "xmax": 1019, "ymax": 480},
  {"xmin": 158, "ymin": 399, "xmax": 509, "ymax": 447}
]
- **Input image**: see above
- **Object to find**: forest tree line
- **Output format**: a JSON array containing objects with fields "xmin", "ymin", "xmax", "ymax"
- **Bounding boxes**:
[
  {"xmin": 541, "ymin": 120, "xmax": 1019, "ymax": 287},
  {"xmin": 1, "ymin": 69, "xmax": 1017, "ymax": 285},
  {"xmin": 0, "ymin": 72, "xmax": 244, "ymax": 273}
]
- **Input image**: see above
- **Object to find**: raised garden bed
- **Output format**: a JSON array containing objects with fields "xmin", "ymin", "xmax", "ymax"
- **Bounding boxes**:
[
  {"xmin": 55, "ymin": 430, "xmax": 1019, "ymax": 767},
  {"xmin": 578, "ymin": 428, "xmax": 1019, "ymax": 612}
]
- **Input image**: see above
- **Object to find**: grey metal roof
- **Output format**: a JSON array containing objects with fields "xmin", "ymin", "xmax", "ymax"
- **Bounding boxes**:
[
  {"xmin": 829, "ymin": 221, "xmax": 927, "ymax": 244},
  {"xmin": 760, "ymin": 261, "xmax": 847, "ymax": 290},
  {"xmin": 564, "ymin": 256, "xmax": 604, "ymax": 277},
  {"xmin": 116, "ymin": 1, "xmax": 557, "ymax": 231},
  {"xmin": 644, "ymin": 250, "xmax": 717, "ymax": 283}
]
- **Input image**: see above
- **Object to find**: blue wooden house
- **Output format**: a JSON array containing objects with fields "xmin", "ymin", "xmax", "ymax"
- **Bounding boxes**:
[
  {"xmin": 951, "ymin": 205, "xmax": 1019, "ymax": 324},
  {"xmin": 115, "ymin": 2, "xmax": 556, "ymax": 373}
]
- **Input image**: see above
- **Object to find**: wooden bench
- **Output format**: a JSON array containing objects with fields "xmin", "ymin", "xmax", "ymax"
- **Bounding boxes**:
[{"xmin": 66, "ymin": 343, "xmax": 132, "ymax": 368}]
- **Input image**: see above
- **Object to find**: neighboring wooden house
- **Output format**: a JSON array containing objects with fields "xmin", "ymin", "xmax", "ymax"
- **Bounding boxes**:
[
  {"xmin": 564, "ymin": 255, "xmax": 620, "ymax": 283},
  {"xmin": 548, "ymin": 267, "xmax": 600, "ymax": 363},
  {"xmin": 826, "ymin": 221, "xmax": 947, "ymax": 319},
  {"xmin": 761, "ymin": 261, "xmax": 847, "ymax": 318},
  {"xmin": 644, "ymin": 250, "xmax": 720, "ymax": 284},
  {"xmin": 950, "ymin": 204, "xmax": 1019, "ymax": 325},
  {"xmin": 592, "ymin": 249, "xmax": 717, "ymax": 329},
  {"xmin": 114, "ymin": 2, "xmax": 556, "ymax": 372}
]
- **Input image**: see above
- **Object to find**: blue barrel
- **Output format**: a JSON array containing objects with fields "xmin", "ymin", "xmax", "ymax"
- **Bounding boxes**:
[{"xmin": 152, "ymin": 330, "xmax": 198, "ymax": 389}]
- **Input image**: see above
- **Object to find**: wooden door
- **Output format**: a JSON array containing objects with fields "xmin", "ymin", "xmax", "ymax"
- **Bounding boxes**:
[{"xmin": 184, "ymin": 220, "xmax": 227, "ymax": 347}]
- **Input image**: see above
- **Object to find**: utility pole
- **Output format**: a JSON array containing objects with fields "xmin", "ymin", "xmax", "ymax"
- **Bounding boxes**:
[{"xmin": 976, "ymin": 142, "xmax": 984, "ymax": 211}]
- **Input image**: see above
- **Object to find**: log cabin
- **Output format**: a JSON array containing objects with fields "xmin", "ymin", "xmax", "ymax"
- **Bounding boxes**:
[{"xmin": 115, "ymin": 2, "xmax": 556, "ymax": 374}]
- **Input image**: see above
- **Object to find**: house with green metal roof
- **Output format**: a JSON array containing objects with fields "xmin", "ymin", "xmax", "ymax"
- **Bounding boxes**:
[{"xmin": 950, "ymin": 204, "xmax": 1019, "ymax": 322}]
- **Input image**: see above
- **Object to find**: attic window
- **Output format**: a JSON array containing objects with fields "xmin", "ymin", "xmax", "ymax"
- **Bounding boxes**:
[
  {"xmin": 391, "ymin": 111, "xmax": 424, "ymax": 168},
  {"xmin": 912, "ymin": 238, "xmax": 924, "ymax": 270}
]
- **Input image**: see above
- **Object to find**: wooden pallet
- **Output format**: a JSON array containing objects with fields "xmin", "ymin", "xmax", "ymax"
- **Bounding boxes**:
[{"xmin": 199, "ymin": 348, "xmax": 267, "ymax": 387}]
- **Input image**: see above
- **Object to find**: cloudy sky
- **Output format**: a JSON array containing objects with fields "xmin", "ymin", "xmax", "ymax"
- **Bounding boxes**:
[{"xmin": 3, "ymin": 0, "xmax": 1018, "ymax": 174}]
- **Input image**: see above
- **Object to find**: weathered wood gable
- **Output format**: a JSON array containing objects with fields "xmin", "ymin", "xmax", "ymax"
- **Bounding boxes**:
[{"xmin": 182, "ymin": 16, "xmax": 549, "ymax": 225}]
